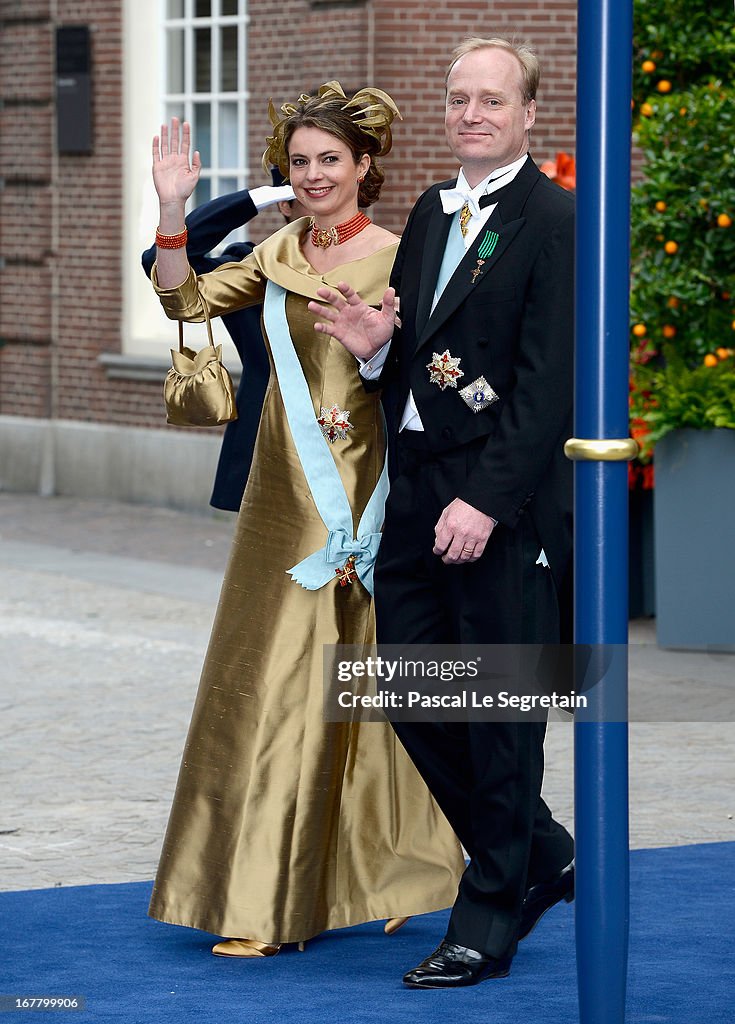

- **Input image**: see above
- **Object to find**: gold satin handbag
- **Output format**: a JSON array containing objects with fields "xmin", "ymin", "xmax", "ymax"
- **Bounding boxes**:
[{"xmin": 163, "ymin": 296, "xmax": 238, "ymax": 427}]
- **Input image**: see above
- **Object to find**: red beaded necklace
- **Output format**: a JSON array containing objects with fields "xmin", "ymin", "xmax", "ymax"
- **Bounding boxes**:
[{"xmin": 310, "ymin": 211, "xmax": 371, "ymax": 249}]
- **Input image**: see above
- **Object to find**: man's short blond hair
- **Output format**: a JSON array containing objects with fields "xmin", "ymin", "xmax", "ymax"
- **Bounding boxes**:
[{"xmin": 446, "ymin": 37, "xmax": 540, "ymax": 104}]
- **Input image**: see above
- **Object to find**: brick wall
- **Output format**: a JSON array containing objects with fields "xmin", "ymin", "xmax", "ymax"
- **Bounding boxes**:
[
  {"xmin": 246, "ymin": 0, "xmax": 373, "ymax": 241},
  {"xmin": 249, "ymin": 0, "xmax": 577, "ymax": 241},
  {"xmin": 0, "ymin": 0, "xmax": 54, "ymax": 419},
  {"xmin": 372, "ymin": 0, "xmax": 577, "ymax": 231},
  {"xmin": 51, "ymin": 1, "xmax": 166, "ymax": 426},
  {"xmin": 0, "ymin": 0, "xmax": 168, "ymax": 428},
  {"xmin": 0, "ymin": 0, "xmax": 577, "ymax": 427}
]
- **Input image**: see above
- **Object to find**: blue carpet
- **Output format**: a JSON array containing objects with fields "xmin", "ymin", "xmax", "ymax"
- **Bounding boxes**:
[{"xmin": 1, "ymin": 843, "xmax": 732, "ymax": 1023}]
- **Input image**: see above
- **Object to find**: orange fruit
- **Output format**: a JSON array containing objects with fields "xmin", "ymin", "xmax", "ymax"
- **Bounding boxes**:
[
  {"xmin": 657, "ymin": 80, "xmax": 672, "ymax": 93},
  {"xmin": 640, "ymin": 102, "xmax": 654, "ymax": 117},
  {"xmin": 632, "ymin": 323, "xmax": 647, "ymax": 337},
  {"xmin": 642, "ymin": 60, "xmax": 656, "ymax": 73},
  {"xmin": 716, "ymin": 348, "xmax": 732, "ymax": 360},
  {"xmin": 651, "ymin": 50, "xmax": 664, "ymax": 60},
  {"xmin": 662, "ymin": 325, "xmax": 676, "ymax": 338},
  {"xmin": 722, "ymin": 292, "xmax": 731, "ymax": 301},
  {"xmin": 703, "ymin": 354, "xmax": 718, "ymax": 367},
  {"xmin": 655, "ymin": 201, "xmax": 667, "ymax": 212},
  {"xmin": 679, "ymin": 107, "xmax": 687, "ymax": 115},
  {"xmin": 664, "ymin": 240, "xmax": 678, "ymax": 254},
  {"xmin": 667, "ymin": 296, "xmax": 680, "ymax": 308},
  {"xmin": 717, "ymin": 213, "xmax": 732, "ymax": 228}
]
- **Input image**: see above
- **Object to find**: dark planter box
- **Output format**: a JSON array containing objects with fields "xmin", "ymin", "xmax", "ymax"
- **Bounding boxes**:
[
  {"xmin": 654, "ymin": 428, "xmax": 735, "ymax": 651},
  {"xmin": 629, "ymin": 486, "xmax": 655, "ymax": 619}
]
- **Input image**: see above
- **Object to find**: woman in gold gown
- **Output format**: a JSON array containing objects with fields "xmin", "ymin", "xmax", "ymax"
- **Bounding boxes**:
[{"xmin": 148, "ymin": 83, "xmax": 464, "ymax": 957}]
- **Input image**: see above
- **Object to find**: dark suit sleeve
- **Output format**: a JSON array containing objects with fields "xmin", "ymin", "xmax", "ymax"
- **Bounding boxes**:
[
  {"xmin": 365, "ymin": 194, "xmax": 427, "ymax": 392},
  {"xmin": 458, "ymin": 207, "xmax": 575, "ymax": 526},
  {"xmin": 141, "ymin": 189, "xmax": 258, "ymax": 278},
  {"xmin": 388, "ymin": 204, "xmax": 413, "ymax": 294}
]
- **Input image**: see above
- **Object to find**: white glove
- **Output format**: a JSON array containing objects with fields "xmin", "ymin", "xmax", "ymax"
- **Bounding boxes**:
[{"xmin": 249, "ymin": 184, "xmax": 296, "ymax": 210}]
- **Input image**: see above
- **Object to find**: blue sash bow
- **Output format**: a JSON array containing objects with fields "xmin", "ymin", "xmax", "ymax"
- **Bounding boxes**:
[{"xmin": 262, "ymin": 281, "xmax": 389, "ymax": 595}]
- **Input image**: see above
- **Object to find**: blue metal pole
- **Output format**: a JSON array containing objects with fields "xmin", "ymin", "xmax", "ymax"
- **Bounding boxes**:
[{"xmin": 574, "ymin": 1, "xmax": 633, "ymax": 1022}]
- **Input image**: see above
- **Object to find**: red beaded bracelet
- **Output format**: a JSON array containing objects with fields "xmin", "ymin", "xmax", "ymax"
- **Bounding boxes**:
[{"xmin": 155, "ymin": 227, "xmax": 188, "ymax": 249}]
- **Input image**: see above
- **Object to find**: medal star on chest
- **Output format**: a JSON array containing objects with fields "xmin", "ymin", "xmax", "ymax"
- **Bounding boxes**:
[
  {"xmin": 426, "ymin": 350, "xmax": 465, "ymax": 391},
  {"xmin": 318, "ymin": 403, "xmax": 354, "ymax": 443}
]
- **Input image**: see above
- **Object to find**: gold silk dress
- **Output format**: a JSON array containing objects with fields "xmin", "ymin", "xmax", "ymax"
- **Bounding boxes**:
[{"xmin": 149, "ymin": 219, "xmax": 464, "ymax": 943}]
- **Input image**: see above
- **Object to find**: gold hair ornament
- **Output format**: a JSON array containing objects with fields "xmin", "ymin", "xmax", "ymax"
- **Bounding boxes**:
[{"xmin": 262, "ymin": 80, "xmax": 402, "ymax": 177}]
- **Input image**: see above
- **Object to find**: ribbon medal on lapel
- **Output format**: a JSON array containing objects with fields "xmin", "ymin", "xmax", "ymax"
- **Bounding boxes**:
[
  {"xmin": 427, "ymin": 350, "xmax": 464, "ymax": 390},
  {"xmin": 470, "ymin": 231, "xmax": 500, "ymax": 284},
  {"xmin": 459, "ymin": 376, "xmax": 499, "ymax": 414},
  {"xmin": 477, "ymin": 229, "xmax": 500, "ymax": 259},
  {"xmin": 317, "ymin": 403, "xmax": 354, "ymax": 443}
]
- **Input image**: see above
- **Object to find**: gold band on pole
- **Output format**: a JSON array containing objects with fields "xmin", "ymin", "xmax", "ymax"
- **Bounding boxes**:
[{"xmin": 564, "ymin": 437, "xmax": 640, "ymax": 462}]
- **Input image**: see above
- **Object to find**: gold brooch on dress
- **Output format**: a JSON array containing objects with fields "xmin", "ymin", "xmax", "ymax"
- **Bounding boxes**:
[
  {"xmin": 318, "ymin": 404, "xmax": 354, "ymax": 443},
  {"xmin": 335, "ymin": 555, "xmax": 358, "ymax": 586}
]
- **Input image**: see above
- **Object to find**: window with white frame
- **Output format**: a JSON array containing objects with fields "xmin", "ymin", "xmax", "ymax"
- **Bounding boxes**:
[{"xmin": 163, "ymin": 0, "xmax": 249, "ymax": 210}]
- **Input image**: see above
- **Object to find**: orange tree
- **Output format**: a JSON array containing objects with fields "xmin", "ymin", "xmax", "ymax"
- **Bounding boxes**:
[{"xmin": 629, "ymin": 2, "xmax": 735, "ymax": 460}]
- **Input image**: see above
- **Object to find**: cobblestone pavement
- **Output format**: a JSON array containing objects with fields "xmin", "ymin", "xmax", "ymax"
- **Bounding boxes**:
[{"xmin": 1, "ymin": 493, "xmax": 733, "ymax": 893}]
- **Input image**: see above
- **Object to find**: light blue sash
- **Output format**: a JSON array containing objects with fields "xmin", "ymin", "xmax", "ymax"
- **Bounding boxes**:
[{"xmin": 263, "ymin": 281, "xmax": 389, "ymax": 595}]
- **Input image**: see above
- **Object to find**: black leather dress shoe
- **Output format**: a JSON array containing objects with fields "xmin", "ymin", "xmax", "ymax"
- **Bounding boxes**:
[
  {"xmin": 518, "ymin": 861, "xmax": 574, "ymax": 940},
  {"xmin": 402, "ymin": 941, "xmax": 512, "ymax": 989}
]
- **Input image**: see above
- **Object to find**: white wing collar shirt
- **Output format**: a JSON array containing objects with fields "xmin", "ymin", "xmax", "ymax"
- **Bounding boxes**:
[{"xmin": 437, "ymin": 154, "xmax": 528, "ymax": 250}]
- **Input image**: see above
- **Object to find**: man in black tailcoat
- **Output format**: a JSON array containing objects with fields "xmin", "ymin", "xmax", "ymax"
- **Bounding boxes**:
[{"xmin": 309, "ymin": 36, "xmax": 575, "ymax": 988}]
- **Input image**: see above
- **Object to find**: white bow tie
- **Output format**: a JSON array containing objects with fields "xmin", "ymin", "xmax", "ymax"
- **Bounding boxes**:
[{"xmin": 439, "ymin": 187, "xmax": 481, "ymax": 217}]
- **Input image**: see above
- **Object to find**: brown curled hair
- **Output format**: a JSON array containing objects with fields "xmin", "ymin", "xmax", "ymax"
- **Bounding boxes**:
[{"xmin": 263, "ymin": 81, "xmax": 401, "ymax": 209}]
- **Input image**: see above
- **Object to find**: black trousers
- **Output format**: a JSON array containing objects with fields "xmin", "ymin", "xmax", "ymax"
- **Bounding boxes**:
[{"xmin": 374, "ymin": 438, "xmax": 574, "ymax": 958}]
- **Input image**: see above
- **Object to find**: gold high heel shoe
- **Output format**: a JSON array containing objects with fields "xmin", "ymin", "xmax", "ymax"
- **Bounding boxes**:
[
  {"xmin": 211, "ymin": 938, "xmax": 306, "ymax": 957},
  {"xmin": 384, "ymin": 917, "xmax": 411, "ymax": 935}
]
